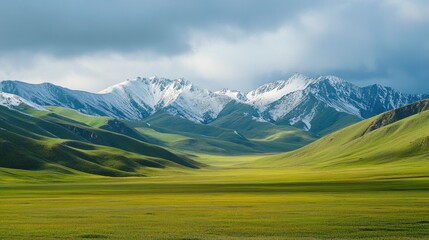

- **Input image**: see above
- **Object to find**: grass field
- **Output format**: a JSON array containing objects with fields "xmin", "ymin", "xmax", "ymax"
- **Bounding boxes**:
[
  {"xmin": 1, "ymin": 180, "xmax": 428, "ymax": 239},
  {"xmin": 1, "ymin": 153, "xmax": 429, "ymax": 240}
]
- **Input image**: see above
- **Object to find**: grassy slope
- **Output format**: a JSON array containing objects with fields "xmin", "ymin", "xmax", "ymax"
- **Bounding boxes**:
[
  {"xmin": 31, "ymin": 107, "xmax": 196, "ymax": 166},
  {"xmin": 254, "ymin": 99, "xmax": 429, "ymax": 179},
  {"xmin": 128, "ymin": 112, "xmax": 316, "ymax": 154},
  {"xmin": 307, "ymin": 107, "xmax": 362, "ymax": 136},
  {"xmin": 34, "ymin": 106, "xmax": 316, "ymax": 155},
  {"xmin": 0, "ymin": 106, "xmax": 199, "ymax": 176},
  {"xmin": 133, "ymin": 113, "xmax": 260, "ymax": 153},
  {"xmin": 209, "ymin": 110, "xmax": 316, "ymax": 152},
  {"xmin": 273, "ymin": 95, "xmax": 362, "ymax": 136},
  {"xmin": 36, "ymin": 106, "xmax": 160, "ymax": 144},
  {"xmin": 43, "ymin": 106, "xmax": 111, "ymax": 127}
]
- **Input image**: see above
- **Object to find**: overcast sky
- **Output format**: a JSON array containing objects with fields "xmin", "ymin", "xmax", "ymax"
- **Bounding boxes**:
[{"xmin": 0, "ymin": 0, "xmax": 428, "ymax": 93}]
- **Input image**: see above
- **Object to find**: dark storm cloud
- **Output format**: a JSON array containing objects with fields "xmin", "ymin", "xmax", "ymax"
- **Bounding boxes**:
[
  {"xmin": 0, "ymin": 0, "xmax": 428, "ymax": 94},
  {"xmin": 0, "ymin": 0, "xmax": 324, "ymax": 56}
]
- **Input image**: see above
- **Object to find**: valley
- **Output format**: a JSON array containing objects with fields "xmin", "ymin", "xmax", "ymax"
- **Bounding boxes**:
[
  {"xmin": 1, "ymin": 77, "xmax": 429, "ymax": 239},
  {"xmin": 2, "ymin": 1, "xmax": 429, "ymax": 239}
]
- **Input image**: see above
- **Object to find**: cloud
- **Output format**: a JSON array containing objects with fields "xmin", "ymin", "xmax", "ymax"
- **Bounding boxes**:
[
  {"xmin": 0, "ymin": 0, "xmax": 428, "ymax": 94},
  {"xmin": 0, "ymin": 0, "xmax": 321, "ymax": 56}
]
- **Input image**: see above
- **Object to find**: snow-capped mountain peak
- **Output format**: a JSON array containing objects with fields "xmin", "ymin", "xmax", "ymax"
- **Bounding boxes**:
[
  {"xmin": 215, "ymin": 88, "xmax": 246, "ymax": 102},
  {"xmin": 245, "ymin": 73, "xmax": 315, "ymax": 109},
  {"xmin": 97, "ymin": 76, "xmax": 231, "ymax": 122},
  {"xmin": 99, "ymin": 76, "xmax": 195, "ymax": 111},
  {"xmin": 100, "ymin": 76, "xmax": 192, "ymax": 94}
]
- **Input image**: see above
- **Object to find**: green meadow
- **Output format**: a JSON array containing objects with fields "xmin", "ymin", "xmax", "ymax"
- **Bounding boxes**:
[{"xmin": 1, "ymin": 153, "xmax": 429, "ymax": 240}]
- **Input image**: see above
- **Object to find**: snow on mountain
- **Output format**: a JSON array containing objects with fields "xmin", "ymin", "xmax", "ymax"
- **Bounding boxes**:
[
  {"xmin": 214, "ymin": 88, "xmax": 247, "ymax": 102},
  {"xmin": 0, "ymin": 92, "xmax": 46, "ymax": 111},
  {"xmin": 0, "ymin": 74, "xmax": 427, "ymax": 133},
  {"xmin": 261, "ymin": 75, "xmax": 427, "ymax": 131},
  {"xmin": 99, "ymin": 76, "xmax": 192, "ymax": 111},
  {"xmin": 169, "ymin": 91, "xmax": 231, "ymax": 123},
  {"xmin": 0, "ymin": 80, "xmax": 138, "ymax": 118},
  {"xmin": 246, "ymin": 73, "xmax": 315, "ymax": 110},
  {"xmin": 0, "ymin": 77, "xmax": 232, "ymax": 123},
  {"xmin": 267, "ymin": 90, "xmax": 306, "ymax": 121},
  {"xmin": 316, "ymin": 75, "xmax": 347, "ymax": 84},
  {"xmin": 100, "ymin": 76, "xmax": 232, "ymax": 123}
]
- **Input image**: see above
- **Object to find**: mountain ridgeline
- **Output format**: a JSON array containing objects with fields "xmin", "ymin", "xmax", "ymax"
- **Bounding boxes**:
[{"xmin": 1, "ymin": 74, "xmax": 426, "ymax": 135}]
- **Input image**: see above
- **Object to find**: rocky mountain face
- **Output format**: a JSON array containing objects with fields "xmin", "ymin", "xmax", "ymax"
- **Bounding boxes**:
[
  {"xmin": 1, "ymin": 74, "xmax": 427, "ymax": 134},
  {"xmin": 241, "ymin": 75, "xmax": 427, "ymax": 132}
]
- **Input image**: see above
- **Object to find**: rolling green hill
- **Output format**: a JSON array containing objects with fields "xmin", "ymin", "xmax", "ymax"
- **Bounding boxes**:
[
  {"xmin": 128, "ymin": 111, "xmax": 316, "ymax": 154},
  {"xmin": 28, "ymin": 106, "xmax": 317, "ymax": 155},
  {"xmin": 256, "ymin": 98, "xmax": 429, "ymax": 173},
  {"xmin": 0, "ymin": 105, "xmax": 200, "ymax": 177},
  {"xmin": 209, "ymin": 102, "xmax": 317, "ymax": 150},
  {"xmin": 33, "ymin": 106, "xmax": 161, "ymax": 144}
]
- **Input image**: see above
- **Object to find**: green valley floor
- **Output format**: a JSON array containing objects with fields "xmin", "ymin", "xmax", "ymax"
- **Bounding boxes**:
[{"xmin": 1, "ymin": 155, "xmax": 429, "ymax": 240}]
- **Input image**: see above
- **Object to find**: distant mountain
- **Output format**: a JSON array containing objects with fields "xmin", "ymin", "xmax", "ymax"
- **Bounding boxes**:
[
  {"xmin": 1, "ymin": 74, "xmax": 427, "ymax": 135},
  {"xmin": 0, "ymin": 77, "xmax": 231, "ymax": 124},
  {"xmin": 100, "ymin": 77, "xmax": 231, "ymax": 123},
  {"xmin": 246, "ymin": 74, "xmax": 427, "ymax": 134}
]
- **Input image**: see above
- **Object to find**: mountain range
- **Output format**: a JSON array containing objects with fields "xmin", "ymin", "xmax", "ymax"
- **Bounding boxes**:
[
  {"xmin": 0, "ymin": 73, "xmax": 429, "ymax": 177},
  {"xmin": 1, "ymin": 74, "xmax": 427, "ymax": 136}
]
